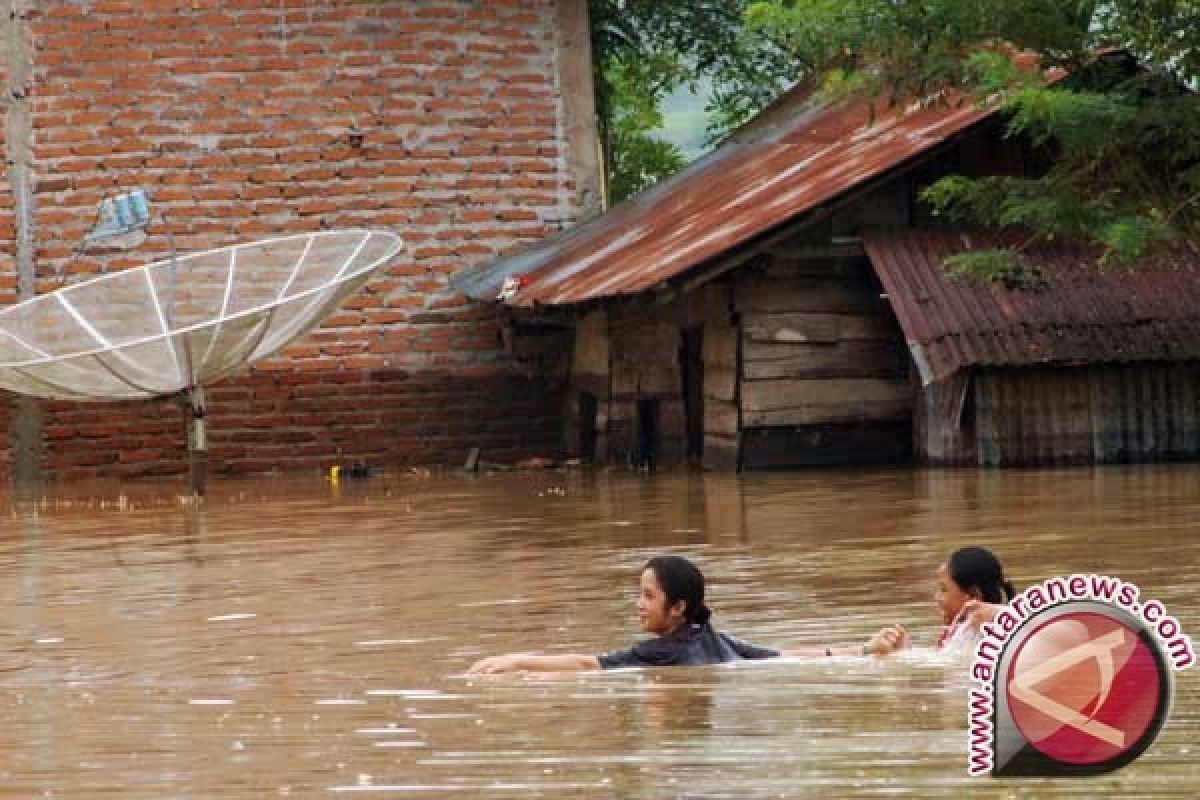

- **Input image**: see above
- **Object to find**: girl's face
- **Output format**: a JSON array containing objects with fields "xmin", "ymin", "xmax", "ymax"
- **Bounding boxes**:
[
  {"xmin": 638, "ymin": 568, "xmax": 686, "ymax": 635},
  {"xmin": 935, "ymin": 563, "xmax": 979, "ymax": 625}
]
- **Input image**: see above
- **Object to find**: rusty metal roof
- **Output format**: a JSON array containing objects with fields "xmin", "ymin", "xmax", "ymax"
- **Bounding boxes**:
[
  {"xmin": 452, "ymin": 86, "xmax": 1008, "ymax": 307},
  {"xmin": 864, "ymin": 229, "xmax": 1200, "ymax": 384}
]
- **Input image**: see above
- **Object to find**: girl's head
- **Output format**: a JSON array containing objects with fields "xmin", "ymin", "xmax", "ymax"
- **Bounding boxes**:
[
  {"xmin": 936, "ymin": 546, "xmax": 1015, "ymax": 624},
  {"xmin": 639, "ymin": 556, "xmax": 711, "ymax": 635}
]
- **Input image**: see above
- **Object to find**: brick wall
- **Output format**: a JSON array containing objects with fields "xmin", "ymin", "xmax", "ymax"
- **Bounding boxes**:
[{"xmin": 0, "ymin": 0, "xmax": 587, "ymax": 481}]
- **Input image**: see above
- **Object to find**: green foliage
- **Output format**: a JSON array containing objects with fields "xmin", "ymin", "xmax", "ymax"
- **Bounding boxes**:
[
  {"xmin": 815, "ymin": 68, "xmax": 874, "ymax": 104},
  {"xmin": 1003, "ymin": 88, "xmax": 1138, "ymax": 154},
  {"xmin": 1097, "ymin": 215, "xmax": 1175, "ymax": 266},
  {"xmin": 924, "ymin": 174, "xmax": 1107, "ymax": 240},
  {"xmin": 745, "ymin": 0, "xmax": 1200, "ymax": 281},
  {"xmin": 943, "ymin": 249, "xmax": 1047, "ymax": 290},
  {"xmin": 593, "ymin": 56, "xmax": 689, "ymax": 202},
  {"xmin": 607, "ymin": 131, "xmax": 688, "ymax": 204},
  {"xmin": 590, "ymin": 1, "xmax": 794, "ymax": 204},
  {"xmin": 963, "ymin": 51, "xmax": 1032, "ymax": 96}
]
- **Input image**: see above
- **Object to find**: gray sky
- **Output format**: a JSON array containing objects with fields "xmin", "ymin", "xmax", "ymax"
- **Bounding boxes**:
[{"xmin": 654, "ymin": 81, "xmax": 712, "ymax": 161}]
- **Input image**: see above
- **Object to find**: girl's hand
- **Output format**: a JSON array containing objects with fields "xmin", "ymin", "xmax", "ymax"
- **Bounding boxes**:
[
  {"xmin": 961, "ymin": 600, "xmax": 1001, "ymax": 630},
  {"xmin": 864, "ymin": 624, "xmax": 909, "ymax": 656}
]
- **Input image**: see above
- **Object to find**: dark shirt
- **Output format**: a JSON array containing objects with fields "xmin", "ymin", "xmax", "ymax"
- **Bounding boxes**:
[{"xmin": 596, "ymin": 622, "xmax": 780, "ymax": 669}]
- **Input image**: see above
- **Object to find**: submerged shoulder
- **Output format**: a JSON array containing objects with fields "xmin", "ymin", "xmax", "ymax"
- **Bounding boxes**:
[
  {"xmin": 630, "ymin": 634, "xmax": 687, "ymax": 666},
  {"xmin": 715, "ymin": 629, "xmax": 781, "ymax": 660}
]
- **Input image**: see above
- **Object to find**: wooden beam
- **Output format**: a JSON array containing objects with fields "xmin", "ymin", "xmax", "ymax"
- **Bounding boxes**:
[
  {"xmin": 572, "ymin": 309, "xmax": 609, "ymax": 377},
  {"xmin": 741, "ymin": 378, "xmax": 911, "ymax": 426},
  {"xmin": 735, "ymin": 277, "xmax": 886, "ymax": 315},
  {"xmin": 671, "ymin": 206, "xmax": 832, "ymax": 297},
  {"xmin": 704, "ymin": 401, "xmax": 739, "ymax": 436},
  {"xmin": 741, "ymin": 377, "xmax": 909, "ymax": 410},
  {"xmin": 705, "ymin": 367, "xmax": 737, "ymax": 402},
  {"xmin": 742, "ymin": 312, "xmax": 898, "ymax": 344},
  {"xmin": 743, "ymin": 404, "xmax": 911, "ymax": 427},
  {"xmin": 764, "ymin": 241, "xmax": 866, "ymax": 261},
  {"xmin": 742, "ymin": 340, "xmax": 907, "ymax": 380}
]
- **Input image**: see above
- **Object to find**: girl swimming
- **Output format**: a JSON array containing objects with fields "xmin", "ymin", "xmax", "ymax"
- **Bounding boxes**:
[
  {"xmin": 872, "ymin": 545, "xmax": 1014, "ymax": 657},
  {"xmin": 466, "ymin": 555, "xmax": 905, "ymax": 674}
]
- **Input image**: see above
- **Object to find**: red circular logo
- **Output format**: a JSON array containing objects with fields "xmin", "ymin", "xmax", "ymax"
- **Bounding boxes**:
[{"xmin": 1005, "ymin": 611, "xmax": 1165, "ymax": 766}]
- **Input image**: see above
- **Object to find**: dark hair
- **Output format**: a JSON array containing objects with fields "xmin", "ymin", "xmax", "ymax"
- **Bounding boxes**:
[
  {"xmin": 947, "ymin": 546, "xmax": 1015, "ymax": 604},
  {"xmin": 644, "ymin": 555, "xmax": 711, "ymax": 626}
]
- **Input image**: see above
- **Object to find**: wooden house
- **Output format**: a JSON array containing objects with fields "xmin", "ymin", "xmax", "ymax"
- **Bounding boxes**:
[{"xmin": 453, "ymin": 82, "xmax": 1200, "ymax": 469}]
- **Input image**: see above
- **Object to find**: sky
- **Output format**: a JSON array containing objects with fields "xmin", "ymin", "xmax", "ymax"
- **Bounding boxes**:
[{"xmin": 655, "ymin": 81, "xmax": 713, "ymax": 161}]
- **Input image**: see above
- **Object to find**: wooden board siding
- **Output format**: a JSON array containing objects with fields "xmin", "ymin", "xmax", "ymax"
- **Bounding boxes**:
[
  {"xmin": 703, "ymin": 314, "xmax": 739, "ymax": 469},
  {"xmin": 914, "ymin": 370, "xmax": 975, "ymax": 465},
  {"xmin": 742, "ymin": 312, "xmax": 898, "ymax": 344},
  {"xmin": 962, "ymin": 364, "xmax": 1200, "ymax": 466},
  {"xmin": 608, "ymin": 315, "xmax": 684, "ymax": 465},
  {"xmin": 735, "ymin": 258, "xmax": 913, "ymax": 467},
  {"xmin": 741, "ymin": 378, "xmax": 910, "ymax": 426},
  {"xmin": 736, "ymin": 280, "xmax": 886, "ymax": 316},
  {"xmin": 573, "ymin": 310, "xmax": 610, "ymax": 379},
  {"xmin": 565, "ymin": 284, "xmax": 739, "ymax": 468},
  {"xmin": 566, "ymin": 309, "xmax": 610, "ymax": 460},
  {"xmin": 743, "ymin": 340, "xmax": 907, "ymax": 380}
]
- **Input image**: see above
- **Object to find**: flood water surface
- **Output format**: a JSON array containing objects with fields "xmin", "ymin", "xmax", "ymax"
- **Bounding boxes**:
[{"xmin": 0, "ymin": 466, "xmax": 1197, "ymax": 798}]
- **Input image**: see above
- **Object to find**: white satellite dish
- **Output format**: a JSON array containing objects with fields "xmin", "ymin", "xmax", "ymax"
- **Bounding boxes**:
[
  {"xmin": 0, "ymin": 228, "xmax": 403, "ymax": 491},
  {"xmin": 0, "ymin": 228, "xmax": 401, "ymax": 398}
]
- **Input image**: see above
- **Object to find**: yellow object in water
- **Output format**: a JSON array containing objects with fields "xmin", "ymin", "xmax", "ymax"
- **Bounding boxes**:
[{"xmin": 330, "ymin": 465, "xmax": 341, "ymax": 482}]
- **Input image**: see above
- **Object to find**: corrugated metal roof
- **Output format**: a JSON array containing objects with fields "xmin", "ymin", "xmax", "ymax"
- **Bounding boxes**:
[
  {"xmin": 864, "ymin": 228, "xmax": 1200, "ymax": 384},
  {"xmin": 452, "ymin": 85, "xmax": 1009, "ymax": 307}
]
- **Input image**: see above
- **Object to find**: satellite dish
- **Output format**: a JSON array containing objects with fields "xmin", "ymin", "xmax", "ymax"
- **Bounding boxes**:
[
  {"xmin": 0, "ymin": 229, "xmax": 403, "ymax": 491},
  {"xmin": 0, "ymin": 229, "xmax": 401, "ymax": 399}
]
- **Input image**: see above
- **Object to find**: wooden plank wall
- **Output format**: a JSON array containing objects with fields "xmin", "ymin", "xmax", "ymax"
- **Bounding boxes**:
[
  {"xmin": 564, "ymin": 285, "xmax": 738, "ymax": 467},
  {"xmin": 914, "ymin": 370, "xmax": 975, "ymax": 465},
  {"xmin": 565, "ymin": 309, "xmax": 610, "ymax": 460},
  {"xmin": 969, "ymin": 363, "xmax": 1200, "ymax": 466},
  {"xmin": 735, "ymin": 256, "xmax": 912, "ymax": 467},
  {"xmin": 702, "ymin": 308, "xmax": 738, "ymax": 469},
  {"xmin": 608, "ymin": 305, "xmax": 686, "ymax": 465}
]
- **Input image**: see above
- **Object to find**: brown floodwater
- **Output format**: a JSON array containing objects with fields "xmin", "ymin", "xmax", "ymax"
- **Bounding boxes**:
[{"xmin": 0, "ymin": 465, "xmax": 1196, "ymax": 798}]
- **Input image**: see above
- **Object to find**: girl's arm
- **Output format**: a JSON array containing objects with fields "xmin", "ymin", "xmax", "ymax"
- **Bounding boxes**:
[
  {"xmin": 467, "ymin": 652, "xmax": 601, "ymax": 675},
  {"xmin": 779, "ymin": 625, "xmax": 909, "ymax": 658}
]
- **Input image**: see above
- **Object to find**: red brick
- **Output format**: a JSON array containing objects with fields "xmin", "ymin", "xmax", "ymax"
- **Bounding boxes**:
[{"xmin": 13, "ymin": 0, "xmax": 578, "ymax": 481}]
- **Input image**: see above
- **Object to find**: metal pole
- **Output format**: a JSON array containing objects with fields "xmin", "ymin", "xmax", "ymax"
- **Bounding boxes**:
[{"xmin": 185, "ymin": 386, "xmax": 208, "ymax": 496}]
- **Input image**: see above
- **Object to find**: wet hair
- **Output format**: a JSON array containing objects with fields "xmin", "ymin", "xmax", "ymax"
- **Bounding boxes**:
[
  {"xmin": 644, "ymin": 555, "xmax": 711, "ymax": 626},
  {"xmin": 947, "ymin": 546, "xmax": 1015, "ymax": 604}
]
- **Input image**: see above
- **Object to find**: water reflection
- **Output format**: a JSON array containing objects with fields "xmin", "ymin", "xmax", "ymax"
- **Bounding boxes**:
[{"xmin": 0, "ymin": 465, "xmax": 1194, "ymax": 797}]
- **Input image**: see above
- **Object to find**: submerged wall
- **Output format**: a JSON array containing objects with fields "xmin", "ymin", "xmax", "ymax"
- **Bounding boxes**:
[
  {"xmin": 920, "ymin": 364, "xmax": 1200, "ymax": 467},
  {"xmin": 565, "ymin": 285, "xmax": 733, "ymax": 470},
  {"xmin": 0, "ymin": 1, "xmax": 592, "ymax": 481}
]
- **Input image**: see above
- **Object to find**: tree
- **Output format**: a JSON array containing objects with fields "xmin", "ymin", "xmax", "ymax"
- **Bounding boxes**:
[
  {"xmin": 603, "ymin": 62, "xmax": 688, "ymax": 205},
  {"xmin": 745, "ymin": 0, "xmax": 1200, "ymax": 280},
  {"xmin": 590, "ymin": 1, "xmax": 793, "ymax": 205}
]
